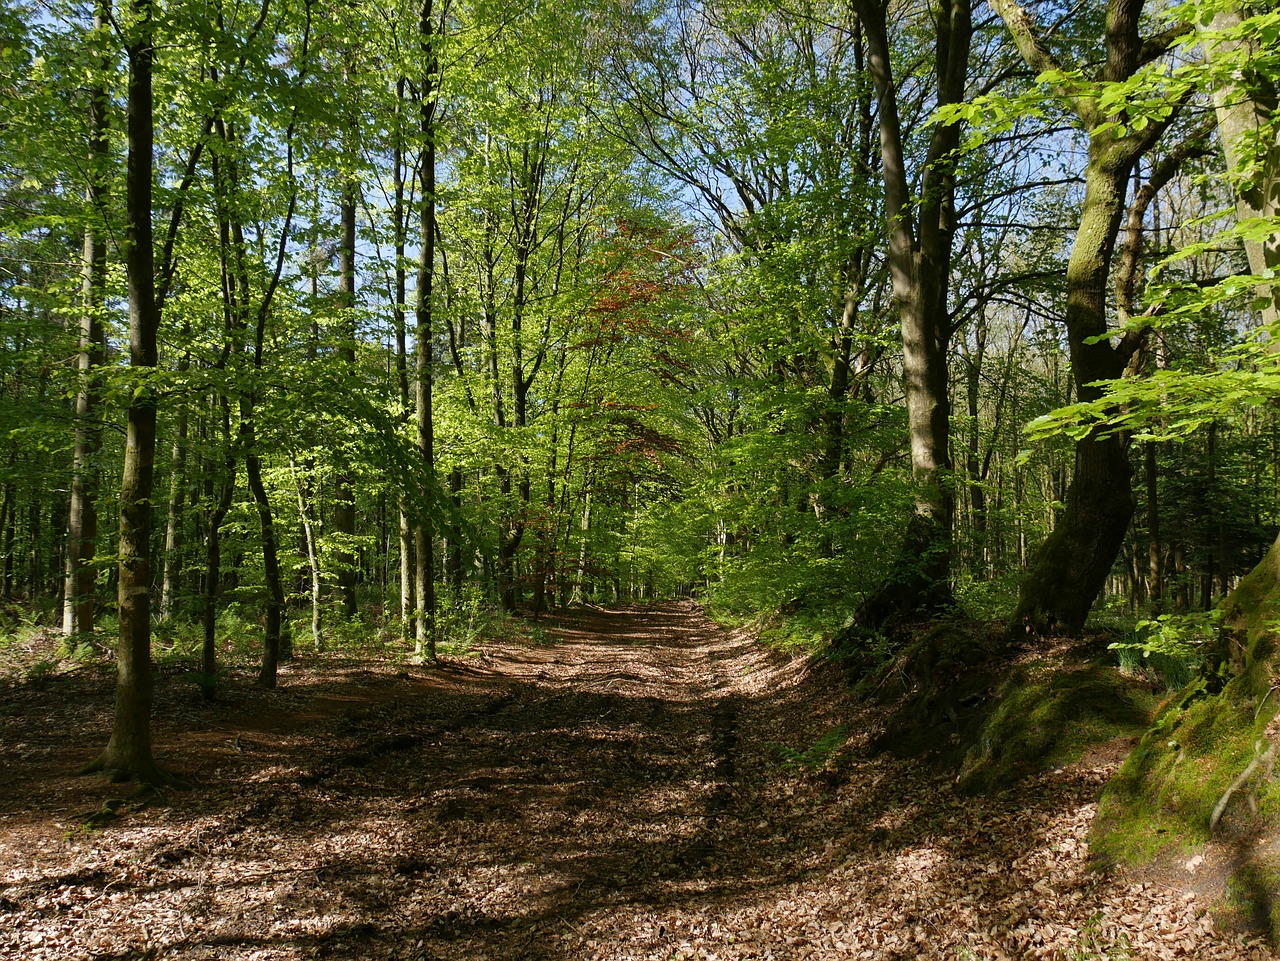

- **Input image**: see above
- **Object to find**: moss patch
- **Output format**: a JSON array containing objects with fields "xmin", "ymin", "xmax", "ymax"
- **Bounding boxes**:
[
  {"xmin": 956, "ymin": 660, "xmax": 1157, "ymax": 795},
  {"xmin": 861, "ymin": 618, "xmax": 1154, "ymax": 793},
  {"xmin": 1091, "ymin": 536, "xmax": 1280, "ymax": 943},
  {"xmin": 1093, "ymin": 674, "xmax": 1276, "ymax": 864}
]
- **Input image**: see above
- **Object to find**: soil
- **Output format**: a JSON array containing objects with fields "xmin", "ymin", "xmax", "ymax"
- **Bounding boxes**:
[{"xmin": 0, "ymin": 601, "xmax": 1275, "ymax": 960}]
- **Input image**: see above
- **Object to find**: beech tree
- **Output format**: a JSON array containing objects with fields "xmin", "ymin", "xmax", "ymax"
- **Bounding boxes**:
[
  {"xmin": 86, "ymin": 0, "xmax": 169, "ymax": 782},
  {"xmin": 848, "ymin": 0, "xmax": 972, "ymax": 623},
  {"xmin": 990, "ymin": 0, "xmax": 1198, "ymax": 635},
  {"xmin": 62, "ymin": 0, "xmax": 112, "ymax": 638}
]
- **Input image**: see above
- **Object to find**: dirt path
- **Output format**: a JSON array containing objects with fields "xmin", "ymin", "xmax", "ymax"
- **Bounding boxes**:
[{"xmin": 0, "ymin": 602, "xmax": 1274, "ymax": 960}]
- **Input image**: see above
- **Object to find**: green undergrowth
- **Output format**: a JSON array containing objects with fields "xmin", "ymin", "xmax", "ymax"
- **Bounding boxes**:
[
  {"xmin": 775, "ymin": 723, "xmax": 850, "ymax": 771},
  {"xmin": 1092, "ymin": 671, "xmax": 1278, "ymax": 864},
  {"xmin": 707, "ymin": 599, "xmax": 857, "ymax": 659},
  {"xmin": 0, "ymin": 606, "xmax": 106, "ymax": 685}
]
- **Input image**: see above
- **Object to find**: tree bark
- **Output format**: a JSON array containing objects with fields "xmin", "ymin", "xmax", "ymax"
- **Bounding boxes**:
[
  {"xmin": 413, "ymin": 0, "xmax": 441, "ymax": 661},
  {"xmin": 334, "ymin": 180, "xmax": 359, "ymax": 619},
  {"xmin": 393, "ymin": 75, "xmax": 417, "ymax": 646},
  {"xmin": 247, "ymin": 443, "xmax": 286, "ymax": 687},
  {"xmin": 292, "ymin": 458, "xmax": 324, "ymax": 651},
  {"xmin": 202, "ymin": 417, "xmax": 236, "ymax": 692},
  {"xmin": 158, "ymin": 381, "xmax": 188, "ymax": 622}
]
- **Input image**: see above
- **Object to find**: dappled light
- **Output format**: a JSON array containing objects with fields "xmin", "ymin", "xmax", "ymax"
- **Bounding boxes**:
[
  {"xmin": 1, "ymin": 604, "xmax": 1269, "ymax": 959},
  {"xmin": 2, "ymin": 0, "xmax": 1280, "ymax": 954}
]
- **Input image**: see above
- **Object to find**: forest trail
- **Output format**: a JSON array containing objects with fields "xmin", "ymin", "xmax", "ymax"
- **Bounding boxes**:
[{"xmin": 0, "ymin": 602, "xmax": 1274, "ymax": 960}]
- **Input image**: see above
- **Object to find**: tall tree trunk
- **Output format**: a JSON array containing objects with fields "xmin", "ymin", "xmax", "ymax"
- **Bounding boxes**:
[
  {"xmin": 571, "ymin": 487, "xmax": 592, "ymax": 606},
  {"xmin": 202, "ymin": 415, "xmax": 235, "ymax": 696},
  {"xmin": 63, "ymin": 0, "xmax": 110, "ymax": 636},
  {"xmin": 158, "ymin": 388, "xmax": 188, "ymax": 621},
  {"xmin": 446, "ymin": 467, "xmax": 464, "ymax": 594},
  {"xmin": 292, "ymin": 459, "xmax": 324, "ymax": 652},
  {"xmin": 413, "ymin": 0, "xmax": 441, "ymax": 661},
  {"xmin": 849, "ymin": 0, "xmax": 971, "ymax": 625},
  {"xmin": 0, "ymin": 476, "xmax": 14, "ymax": 597},
  {"xmin": 246, "ymin": 439, "xmax": 286, "ymax": 687},
  {"xmin": 393, "ymin": 76, "xmax": 416, "ymax": 644},
  {"xmin": 1007, "ymin": 142, "xmax": 1136, "ymax": 634},
  {"xmin": 334, "ymin": 182, "xmax": 359, "ymax": 619},
  {"xmin": 213, "ymin": 107, "xmax": 290, "ymax": 687},
  {"xmin": 994, "ymin": 0, "xmax": 1188, "ymax": 635},
  {"xmin": 1145, "ymin": 440, "xmax": 1162, "ymax": 611},
  {"xmin": 86, "ymin": 0, "xmax": 166, "ymax": 782}
]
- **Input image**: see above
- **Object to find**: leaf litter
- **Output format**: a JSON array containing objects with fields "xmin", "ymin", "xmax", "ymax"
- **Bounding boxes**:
[{"xmin": 0, "ymin": 601, "xmax": 1273, "ymax": 960}]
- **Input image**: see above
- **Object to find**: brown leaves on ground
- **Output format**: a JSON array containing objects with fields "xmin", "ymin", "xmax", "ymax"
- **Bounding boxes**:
[{"xmin": 0, "ymin": 601, "xmax": 1274, "ymax": 960}]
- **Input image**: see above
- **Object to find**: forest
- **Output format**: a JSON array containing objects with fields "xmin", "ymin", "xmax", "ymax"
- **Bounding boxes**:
[{"xmin": 1, "ymin": 0, "xmax": 1280, "ymax": 956}]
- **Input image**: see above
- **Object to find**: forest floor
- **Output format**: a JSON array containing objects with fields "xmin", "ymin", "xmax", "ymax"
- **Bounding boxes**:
[{"xmin": 0, "ymin": 601, "xmax": 1275, "ymax": 961}]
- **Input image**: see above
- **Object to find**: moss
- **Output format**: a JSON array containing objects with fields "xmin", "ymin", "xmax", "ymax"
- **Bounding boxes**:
[
  {"xmin": 956, "ymin": 661, "xmax": 1156, "ymax": 795},
  {"xmin": 1092, "ymin": 540, "xmax": 1280, "ymax": 933},
  {"xmin": 1223, "ymin": 861, "xmax": 1280, "ymax": 943}
]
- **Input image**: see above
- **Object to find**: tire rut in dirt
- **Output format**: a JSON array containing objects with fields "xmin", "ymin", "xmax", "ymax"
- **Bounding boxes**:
[{"xmin": 683, "ymin": 694, "xmax": 740, "ymax": 869}]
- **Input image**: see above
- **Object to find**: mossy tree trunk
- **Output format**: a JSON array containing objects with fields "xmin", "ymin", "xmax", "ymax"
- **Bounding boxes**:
[{"xmin": 992, "ymin": 0, "xmax": 1191, "ymax": 636}]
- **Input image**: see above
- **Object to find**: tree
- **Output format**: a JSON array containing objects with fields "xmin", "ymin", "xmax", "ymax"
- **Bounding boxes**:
[
  {"xmin": 990, "ymin": 0, "xmax": 1195, "ymax": 635},
  {"xmin": 86, "ymin": 0, "xmax": 168, "ymax": 782},
  {"xmin": 848, "ymin": 0, "xmax": 972, "ymax": 624},
  {"xmin": 412, "ymin": 0, "xmax": 443, "ymax": 659},
  {"xmin": 62, "ymin": 0, "xmax": 112, "ymax": 638}
]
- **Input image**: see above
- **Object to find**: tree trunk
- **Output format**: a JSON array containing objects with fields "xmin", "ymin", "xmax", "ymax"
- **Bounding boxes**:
[
  {"xmin": 85, "ymin": 0, "xmax": 168, "ymax": 782},
  {"xmin": 0, "ymin": 477, "xmax": 13, "ymax": 597},
  {"xmin": 393, "ymin": 76, "xmax": 416, "ymax": 645},
  {"xmin": 158, "ymin": 395, "xmax": 188, "ymax": 621},
  {"xmin": 1145, "ymin": 440, "xmax": 1162, "ymax": 611},
  {"xmin": 446, "ymin": 467, "xmax": 464, "ymax": 596},
  {"xmin": 848, "ymin": 0, "xmax": 971, "ymax": 625},
  {"xmin": 292, "ymin": 459, "xmax": 324, "ymax": 652},
  {"xmin": 247, "ymin": 442, "xmax": 286, "ymax": 687},
  {"xmin": 571, "ymin": 487, "xmax": 592, "ymax": 606},
  {"xmin": 63, "ymin": 0, "xmax": 110, "ymax": 636},
  {"xmin": 993, "ymin": 0, "xmax": 1186, "ymax": 635},
  {"xmin": 202, "ymin": 406, "xmax": 235, "ymax": 697},
  {"xmin": 334, "ymin": 181, "xmax": 359, "ymax": 619},
  {"xmin": 1010, "ymin": 139, "xmax": 1139, "ymax": 634},
  {"xmin": 413, "ymin": 0, "xmax": 439, "ymax": 661}
]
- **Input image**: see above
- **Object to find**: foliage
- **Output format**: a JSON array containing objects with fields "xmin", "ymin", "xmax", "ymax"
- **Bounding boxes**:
[
  {"xmin": 775, "ymin": 723, "xmax": 849, "ymax": 771},
  {"xmin": 1109, "ymin": 610, "xmax": 1218, "ymax": 689}
]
